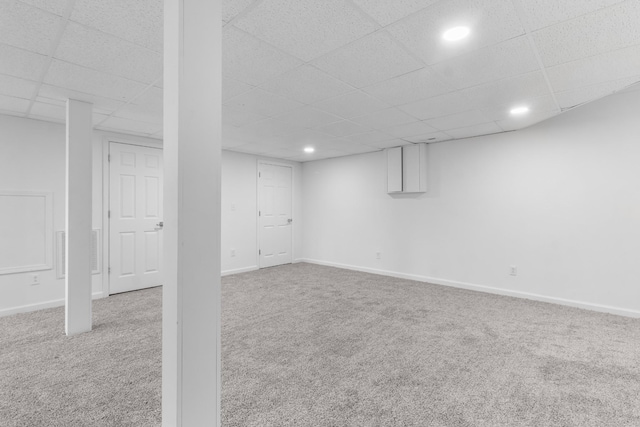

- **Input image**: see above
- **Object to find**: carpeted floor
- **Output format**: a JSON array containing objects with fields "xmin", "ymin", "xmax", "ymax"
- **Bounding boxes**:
[{"xmin": 1, "ymin": 263, "xmax": 639, "ymax": 426}]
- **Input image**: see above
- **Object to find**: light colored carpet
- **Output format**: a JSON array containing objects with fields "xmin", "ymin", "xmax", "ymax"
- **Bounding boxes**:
[{"xmin": 2, "ymin": 263, "xmax": 640, "ymax": 426}]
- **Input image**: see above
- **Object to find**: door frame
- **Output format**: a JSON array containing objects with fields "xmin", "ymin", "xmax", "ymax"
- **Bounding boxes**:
[
  {"xmin": 256, "ymin": 160, "xmax": 294, "ymax": 269},
  {"xmin": 101, "ymin": 136, "xmax": 163, "ymax": 296}
]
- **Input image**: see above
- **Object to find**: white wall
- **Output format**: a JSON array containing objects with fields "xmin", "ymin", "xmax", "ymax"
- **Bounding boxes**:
[
  {"xmin": 221, "ymin": 150, "xmax": 303, "ymax": 274},
  {"xmin": 302, "ymin": 90, "xmax": 640, "ymax": 317},
  {"xmin": 0, "ymin": 115, "xmax": 303, "ymax": 315},
  {"xmin": 0, "ymin": 115, "xmax": 162, "ymax": 315}
]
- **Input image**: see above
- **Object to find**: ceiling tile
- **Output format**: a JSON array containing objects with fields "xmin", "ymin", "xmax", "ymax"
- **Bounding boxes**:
[
  {"xmin": 351, "ymin": 0, "xmax": 440, "ymax": 27},
  {"xmin": 361, "ymin": 67, "xmax": 451, "ymax": 106},
  {"xmin": 230, "ymin": 142, "xmax": 282, "ymax": 155},
  {"xmin": 458, "ymin": 71, "xmax": 550, "ymax": 109},
  {"xmin": 99, "ymin": 116, "xmax": 162, "ymax": 136},
  {"xmin": 259, "ymin": 65, "xmax": 354, "ymax": 105},
  {"xmin": 38, "ymin": 84, "xmax": 127, "ymax": 114},
  {"xmin": 350, "ymin": 107, "xmax": 419, "ymax": 129},
  {"xmin": 55, "ymin": 22, "xmax": 162, "ymax": 84},
  {"xmin": 519, "ymin": 0, "xmax": 627, "ymax": 31},
  {"xmin": 222, "ymin": 0, "xmax": 256, "ymax": 23},
  {"xmin": 222, "ymin": 104, "xmax": 267, "ymax": 127},
  {"xmin": 93, "ymin": 112, "xmax": 110, "ymax": 125},
  {"xmin": 223, "ymin": 26, "xmax": 302, "ymax": 86},
  {"xmin": 113, "ymin": 104, "xmax": 162, "ymax": 125},
  {"xmin": 259, "ymin": 148, "xmax": 302, "ymax": 159},
  {"xmin": 432, "ymin": 36, "xmax": 539, "ymax": 90},
  {"xmin": 482, "ymin": 95, "xmax": 558, "ymax": 121},
  {"xmin": 335, "ymin": 142, "xmax": 380, "ymax": 154},
  {"xmin": 312, "ymin": 91, "xmax": 390, "ymax": 119},
  {"xmin": 131, "ymin": 86, "xmax": 163, "ymax": 111},
  {"xmin": 223, "ymin": 77, "xmax": 254, "ymax": 101},
  {"xmin": 399, "ymin": 92, "xmax": 472, "ymax": 120},
  {"xmin": 444, "ymin": 121, "xmax": 502, "ymax": 139},
  {"xmin": 35, "ymin": 96, "xmax": 64, "ymax": 106},
  {"xmin": 402, "ymin": 131, "xmax": 452, "ymax": 143},
  {"xmin": 29, "ymin": 101, "xmax": 65, "ymax": 122},
  {"xmin": 44, "ymin": 60, "xmax": 149, "ymax": 103},
  {"xmin": 234, "ymin": 0, "xmax": 377, "ymax": 62},
  {"xmin": 0, "ymin": 94, "xmax": 30, "ymax": 113},
  {"xmin": 315, "ymin": 120, "xmax": 372, "ymax": 137},
  {"xmin": 313, "ymin": 31, "xmax": 424, "ymax": 88},
  {"xmin": 365, "ymin": 138, "xmax": 408, "ymax": 149},
  {"xmin": 71, "ymin": 0, "xmax": 163, "ymax": 52},
  {"xmin": 0, "ymin": 0, "xmax": 61, "ymax": 55},
  {"xmin": 271, "ymin": 105, "xmax": 342, "ymax": 129},
  {"xmin": 496, "ymin": 110, "xmax": 558, "ymax": 132},
  {"xmin": 18, "ymin": 0, "xmax": 68, "ymax": 16},
  {"xmin": 241, "ymin": 117, "xmax": 306, "ymax": 139},
  {"xmin": 345, "ymin": 130, "xmax": 396, "ymax": 144},
  {"xmin": 287, "ymin": 150, "xmax": 348, "ymax": 162},
  {"xmin": 222, "ymin": 125, "xmax": 266, "ymax": 145},
  {"xmin": 387, "ymin": 0, "xmax": 524, "ymax": 65},
  {"xmin": 0, "ymin": 44, "xmax": 47, "ymax": 81},
  {"xmin": 0, "ymin": 74, "xmax": 36, "ymax": 99},
  {"xmin": 382, "ymin": 120, "xmax": 439, "ymax": 138},
  {"xmin": 546, "ymin": 44, "xmax": 640, "ymax": 92},
  {"xmin": 532, "ymin": 1, "xmax": 640, "ymax": 67},
  {"xmin": 224, "ymin": 88, "xmax": 303, "ymax": 118},
  {"xmin": 263, "ymin": 128, "xmax": 338, "ymax": 148},
  {"xmin": 426, "ymin": 109, "xmax": 491, "ymax": 131},
  {"xmin": 555, "ymin": 76, "xmax": 640, "ymax": 109}
]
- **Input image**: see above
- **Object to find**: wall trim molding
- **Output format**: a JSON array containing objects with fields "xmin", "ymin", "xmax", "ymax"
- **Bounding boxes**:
[
  {"xmin": 221, "ymin": 265, "xmax": 259, "ymax": 277},
  {"xmin": 301, "ymin": 258, "xmax": 640, "ymax": 319},
  {"xmin": 0, "ymin": 291, "xmax": 106, "ymax": 318}
]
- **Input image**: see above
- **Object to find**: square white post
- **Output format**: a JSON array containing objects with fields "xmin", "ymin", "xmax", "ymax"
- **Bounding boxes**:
[
  {"xmin": 163, "ymin": 1, "xmax": 221, "ymax": 425},
  {"xmin": 65, "ymin": 99, "xmax": 93, "ymax": 336}
]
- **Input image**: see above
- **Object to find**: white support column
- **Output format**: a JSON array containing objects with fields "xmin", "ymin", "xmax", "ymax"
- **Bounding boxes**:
[
  {"xmin": 65, "ymin": 99, "xmax": 93, "ymax": 336},
  {"xmin": 163, "ymin": 1, "xmax": 221, "ymax": 426}
]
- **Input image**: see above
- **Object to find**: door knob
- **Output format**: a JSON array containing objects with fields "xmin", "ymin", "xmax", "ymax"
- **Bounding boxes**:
[
  {"xmin": 155, "ymin": 221, "xmax": 164, "ymax": 230},
  {"xmin": 287, "ymin": 218, "xmax": 293, "ymax": 224}
]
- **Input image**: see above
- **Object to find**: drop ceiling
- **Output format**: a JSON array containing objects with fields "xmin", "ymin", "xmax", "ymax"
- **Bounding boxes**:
[{"xmin": 1, "ymin": 0, "xmax": 639, "ymax": 162}]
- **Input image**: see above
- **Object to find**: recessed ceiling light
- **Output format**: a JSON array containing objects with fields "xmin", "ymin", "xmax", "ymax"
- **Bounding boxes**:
[
  {"xmin": 304, "ymin": 147, "xmax": 315, "ymax": 153},
  {"xmin": 510, "ymin": 106, "xmax": 530, "ymax": 115},
  {"xmin": 442, "ymin": 26, "xmax": 470, "ymax": 41}
]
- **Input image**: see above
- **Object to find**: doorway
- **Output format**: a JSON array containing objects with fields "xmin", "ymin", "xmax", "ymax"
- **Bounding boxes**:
[
  {"xmin": 108, "ymin": 142, "xmax": 164, "ymax": 294},
  {"xmin": 258, "ymin": 162, "xmax": 293, "ymax": 268}
]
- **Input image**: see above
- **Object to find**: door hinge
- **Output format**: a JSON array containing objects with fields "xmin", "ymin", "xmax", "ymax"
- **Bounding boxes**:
[
  {"xmin": 259, "ymin": 172, "xmax": 261, "ymax": 178},
  {"xmin": 259, "ymin": 210, "xmax": 261, "ymax": 216},
  {"xmin": 108, "ymin": 267, "xmax": 111, "ymax": 274},
  {"xmin": 108, "ymin": 154, "xmax": 111, "ymax": 162},
  {"xmin": 108, "ymin": 210, "xmax": 111, "ymax": 219},
  {"xmin": 259, "ymin": 249, "xmax": 261, "ymax": 255}
]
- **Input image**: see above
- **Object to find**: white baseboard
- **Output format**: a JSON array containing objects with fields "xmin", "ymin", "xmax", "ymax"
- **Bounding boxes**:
[
  {"xmin": 301, "ymin": 258, "xmax": 640, "ymax": 318},
  {"xmin": 221, "ymin": 265, "xmax": 259, "ymax": 277},
  {"xmin": 0, "ymin": 291, "xmax": 107, "ymax": 318}
]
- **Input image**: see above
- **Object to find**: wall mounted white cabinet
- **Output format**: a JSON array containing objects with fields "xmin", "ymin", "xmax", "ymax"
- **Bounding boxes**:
[{"xmin": 386, "ymin": 143, "xmax": 427, "ymax": 194}]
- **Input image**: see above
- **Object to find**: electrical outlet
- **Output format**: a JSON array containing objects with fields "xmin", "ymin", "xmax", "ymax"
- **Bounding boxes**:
[
  {"xmin": 376, "ymin": 252, "xmax": 381, "ymax": 260},
  {"xmin": 510, "ymin": 265, "xmax": 517, "ymax": 276},
  {"xmin": 231, "ymin": 249, "xmax": 236, "ymax": 257},
  {"xmin": 30, "ymin": 274, "xmax": 40, "ymax": 285}
]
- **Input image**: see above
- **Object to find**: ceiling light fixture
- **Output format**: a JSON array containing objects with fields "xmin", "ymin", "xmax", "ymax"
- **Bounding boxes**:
[
  {"xmin": 442, "ymin": 26, "xmax": 470, "ymax": 41},
  {"xmin": 304, "ymin": 147, "xmax": 315, "ymax": 153},
  {"xmin": 510, "ymin": 106, "xmax": 530, "ymax": 115}
]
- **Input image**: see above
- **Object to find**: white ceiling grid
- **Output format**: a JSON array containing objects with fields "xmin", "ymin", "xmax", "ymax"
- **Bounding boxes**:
[{"xmin": 0, "ymin": 0, "xmax": 637, "ymax": 161}]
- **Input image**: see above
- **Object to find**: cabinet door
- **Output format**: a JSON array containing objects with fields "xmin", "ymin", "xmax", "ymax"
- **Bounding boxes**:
[
  {"xmin": 402, "ymin": 144, "xmax": 420, "ymax": 192},
  {"xmin": 387, "ymin": 147, "xmax": 403, "ymax": 193}
]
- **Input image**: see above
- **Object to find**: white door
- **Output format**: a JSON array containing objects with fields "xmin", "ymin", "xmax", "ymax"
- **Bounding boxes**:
[
  {"xmin": 258, "ymin": 163, "xmax": 292, "ymax": 268},
  {"xmin": 109, "ymin": 142, "xmax": 163, "ymax": 294}
]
